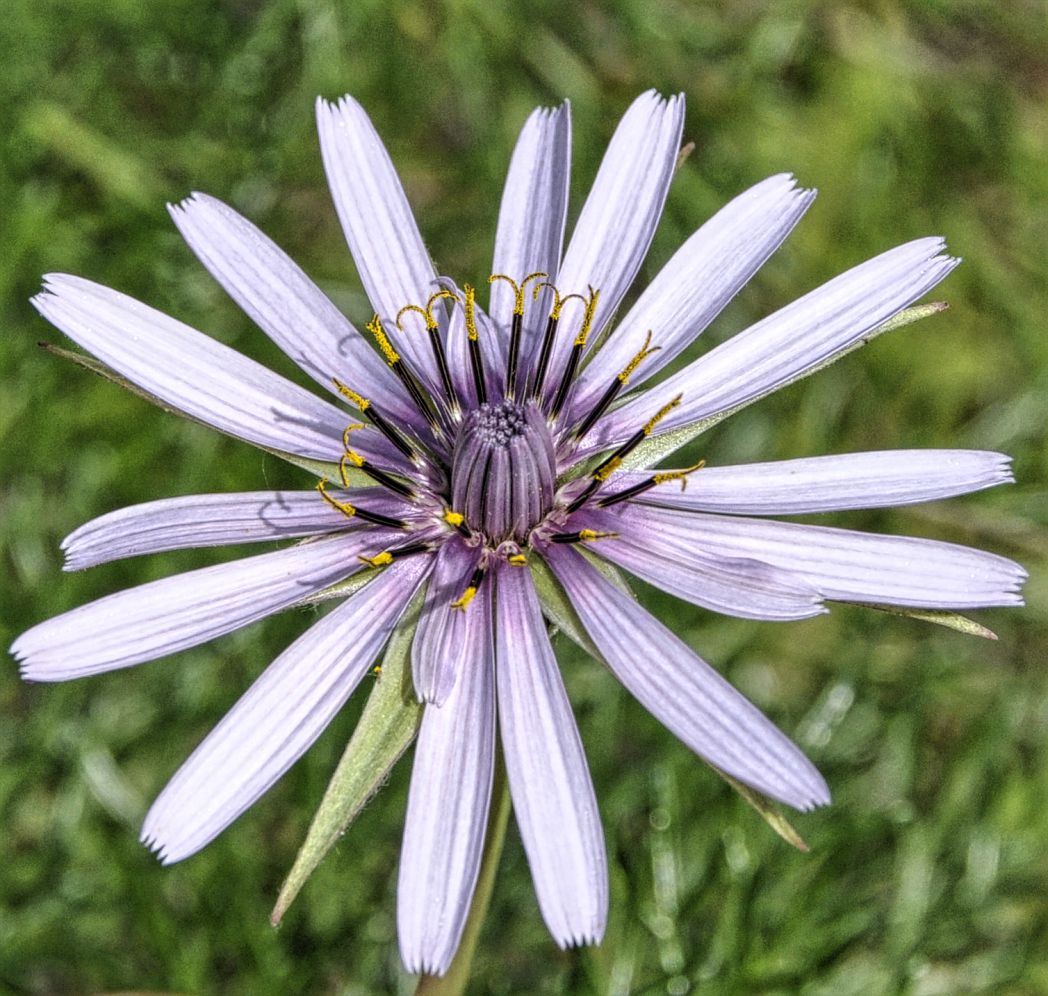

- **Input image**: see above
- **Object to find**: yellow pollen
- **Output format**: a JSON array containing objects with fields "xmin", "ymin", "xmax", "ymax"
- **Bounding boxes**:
[
  {"xmin": 643, "ymin": 394, "xmax": 683, "ymax": 436},
  {"xmin": 316, "ymin": 480, "xmax": 356, "ymax": 518},
  {"xmin": 463, "ymin": 284, "xmax": 480, "ymax": 341},
  {"xmin": 451, "ymin": 586, "xmax": 477, "ymax": 610},
  {"xmin": 371, "ymin": 664, "xmax": 382, "ymax": 676},
  {"xmin": 358, "ymin": 550, "xmax": 394, "ymax": 568},
  {"xmin": 341, "ymin": 423, "xmax": 366, "ymax": 450},
  {"xmin": 578, "ymin": 529, "xmax": 617, "ymax": 543},
  {"xmin": 333, "ymin": 380, "xmax": 370, "ymax": 411},
  {"xmin": 443, "ymin": 509, "xmax": 465, "ymax": 528},
  {"xmin": 573, "ymin": 287, "xmax": 600, "ymax": 346},
  {"xmin": 508, "ymin": 553, "xmax": 528, "ymax": 566},
  {"xmin": 365, "ymin": 314, "xmax": 400, "ymax": 365},
  {"xmin": 653, "ymin": 459, "xmax": 706, "ymax": 491},
  {"xmin": 343, "ymin": 449, "xmax": 366, "ymax": 469},
  {"xmin": 489, "ymin": 271, "xmax": 548, "ymax": 315},
  {"xmin": 535, "ymin": 282, "xmax": 587, "ymax": 320},
  {"xmin": 594, "ymin": 455, "xmax": 623, "ymax": 482},
  {"xmin": 618, "ymin": 330, "xmax": 661, "ymax": 385},
  {"xmin": 396, "ymin": 290, "xmax": 458, "ymax": 332}
]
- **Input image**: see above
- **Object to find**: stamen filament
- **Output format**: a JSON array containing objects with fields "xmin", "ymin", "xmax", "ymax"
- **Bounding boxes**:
[
  {"xmin": 395, "ymin": 292, "xmax": 460, "ymax": 415},
  {"xmin": 571, "ymin": 330, "xmax": 660, "ymax": 442},
  {"xmin": 490, "ymin": 271, "xmax": 547, "ymax": 399},
  {"xmin": 316, "ymin": 480, "xmax": 409, "ymax": 529},
  {"xmin": 529, "ymin": 284, "xmax": 587, "ymax": 401},
  {"xmin": 333, "ymin": 379, "xmax": 419, "ymax": 462},
  {"xmin": 368, "ymin": 313, "xmax": 442, "ymax": 434},
  {"xmin": 451, "ymin": 564, "xmax": 486, "ymax": 610},
  {"xmin": 596, "ymin": 460, "xmax": 706, "ymax": 508},
  {"xmin": 463, "ymin": 284, "xmax": 488, "ymax": 406},
  {"xmin": 549, "ymin": 288, "xmax": 599, "ymax": 421}
]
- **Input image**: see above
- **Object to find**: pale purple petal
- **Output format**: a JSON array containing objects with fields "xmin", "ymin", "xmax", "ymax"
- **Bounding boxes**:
[
  {"xmin": 61, "ymin": 489, "xmax": 410, "ymax": 570},
  {"xmin": 398, "ymin": 586, "xmax": 495, "ymax": 977},
  {"xmin": 623, "ymin": 506, "xmax": 1027, "ymax": 608},
  {"xmin": 495, "ymin": 562, "xmax": 607, "ymax": 947},
  {"xmin": 316, "ymin": 95, "xmax": 440, "ymax": 387},
  {"xmin": 568, "ymin": 174, "xmax": 815, "ymax": 421},
  {"xmin": 545, "ymin": 91, "xmax": 685, "ymax": 391},
  {"xmin": 12, "ymin": 530, "xmax": 400, "ymax": 680},
  {"xmin": 169, "ymin": 193, "xmax": 423, "ymax": 429},
  {"xmin": 587, "ymin": 239, "xmax": 960, "ymax": 453},
  {"xmin": 571, "ymin": 507, "xmax": 824, "ymax": 621},
  {"xmin": 32, "ymin": 274, "xmax": 401, "ymax": 467},
  {"xmin": 489, "ymin": 102, "xmax": 571, "ymax": 392},
  {"xmin": 411, "ymin": 538, "xmax": 483, "ymax": 704},
  {"xmin": 544, "ymin": 544, "xmax": 830, "ymax": 811},
  {"xmin": 621, "ymin": 450, "xmax": 1015, "ymax": 515},
  {"xmin": 141, "ymin": 555, "xmax": 431, "ymax": 863}
]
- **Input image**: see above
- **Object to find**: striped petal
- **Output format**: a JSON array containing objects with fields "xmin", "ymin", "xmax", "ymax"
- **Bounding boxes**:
[
  {"xmin": 60, "ymin": 489, "xmax": 409, "ymax": 570},
  {"xmin": 489, "ymin": 102, "xmax": 571, "ymax": 393},
  {"xmin": 624, "ymin": 450, "xmax": 1015, "ymax": 515},
  {"xmin": 572, "ymin": 507, "xmax": 824, "ymax": 621},
  {"xmin": 169, "ymin": 193, "xmax": 422, "ymax": 429},
  {"xmin": 623, "ymin": 506, "xmax": 1027, "ymax": 608},
  {"xmin": 569, "ymin": 174, "xmax": 814, "ymax": 421},
  {"xmin": 398, "ymin": 585, "xmax": 495, "ymax": 976},
  {"xmin": 141, "ymin": 556, "xmax": 431, "ymax": 863},
  {"xmin": 545, "ymin": 91, "xmax": 685, "ymax": 392},
  {"xmin": 587, "ymin": 238, "xmax": 959, "ymax": 453},
  {"xmin": 32, "ymin": 274, "xmax": 399, "ymax": 467},
  {"xmin": 495, "ymin": 562, "xmax": 607, "ymax": 947},
  {"xmin": 316, "ymin": 95, "xmax": 440, "ymax": 388},
  {"xmin": 411, "ymin": 538, "xmax": 483, "ymax": 704},
  {"xmin": 544, "ymin": 544, "xmax": 830, "ymax": 811},
  {"xmin": 12, "ymin": 530, "xmax": 398, "ymax": 680}
]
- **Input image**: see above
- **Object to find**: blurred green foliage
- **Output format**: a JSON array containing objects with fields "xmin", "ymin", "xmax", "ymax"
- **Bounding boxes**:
[{"xmin": 2, "ymin": 0, "xmax": 1046, "ymax": 993}]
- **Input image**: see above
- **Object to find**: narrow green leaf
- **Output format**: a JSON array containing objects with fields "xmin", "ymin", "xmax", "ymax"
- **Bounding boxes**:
[
  {"xmin": 271, "ymin": 586, "xmax": 426, "ymax": 925},
  {"xmin": 414, "ymin": 749, "xmax": 512, "ymax": 996},
  {"xmin": 857, "ymin": 602, "xmax": 998, "ymax": 640},
  {"xmin": 719, "ymin": 772, "xmax": 810, "ymax": 852}
]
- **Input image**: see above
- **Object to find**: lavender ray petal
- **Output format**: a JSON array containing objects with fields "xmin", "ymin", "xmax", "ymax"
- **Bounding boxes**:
[
  {"xmin": 316, "ymin": 95, "xmax": 441, "ymax": 388},
  {"xmin": 489, "ymin": 102, "xmax": 571, "ymax": 390},
  {"xmin": 629, "ymin": 506, "xmax": 1028, "ymax": 608},
  {"xmin": 543, "ymin": 544, "xmax": 830, "ymax": 811},
  {"xmin": 31, "ymin": 275, "xmax": 399, "ymax": 466},
  {"xmin": 568, "ymin": 174, "xmax": 814, "ymax": 421},
  {"xmin": 444, "ymin": 292, "xmax": 506, "ymax": 409},
  {"xmin": 411, "ymin": 538, "xmax": 483, "ymax": 705},
  {"xmin": 12, "ymin": 530, "xmax": 401, "ymax": 680},
  {"xmin": 620, "ymin": 450, "xmax": 1015, "ymax": 515},
  {"xmin": 60, "ymin": 488, "xmax": 409, "ymax": 570},
  {"xmin": 572, "ymin": 506, "xmax": 824, "ymax": 621},
  {"xmin": 495, "ymin": 562, "xmax": 608, "ymax": 947},
  {"xmin": 584, "ymin": 239, "xmax": 959, "ymax": 454},
  {"xmin": 169, "ymin": 194, "xmax": 423, "ymax": 430},
  {"xmin": 140, "ymin": 556, "xmax": 431, "ymax": 864},
  {"xmin": 398, "ymin": 586, "xmax": 495, "ymax": 976},
  {"xmin": 545, "ymin": 91, "xmax": 685, "ymax": 393}
]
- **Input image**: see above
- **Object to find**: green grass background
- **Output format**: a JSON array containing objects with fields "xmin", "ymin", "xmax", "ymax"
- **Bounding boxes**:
[{"xmin": 2, "ymin": 1, "xmax": 1046, "ymax": 993}]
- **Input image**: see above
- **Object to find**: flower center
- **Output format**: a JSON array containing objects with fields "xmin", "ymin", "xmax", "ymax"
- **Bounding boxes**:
[{"xmin": 451, "ymin": 400, "xmax": 556, "ymax": 543}]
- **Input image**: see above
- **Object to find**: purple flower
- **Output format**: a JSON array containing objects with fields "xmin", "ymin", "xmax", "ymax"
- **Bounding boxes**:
[{"xmin": 12, "ymin": 91, "xmax": 1025, "ymax": 975}]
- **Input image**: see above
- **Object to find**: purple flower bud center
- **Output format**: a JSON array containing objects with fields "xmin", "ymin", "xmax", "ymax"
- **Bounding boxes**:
[{"xmin": 451, "ymin": 400, "xmax": 556, "ymax": 543}]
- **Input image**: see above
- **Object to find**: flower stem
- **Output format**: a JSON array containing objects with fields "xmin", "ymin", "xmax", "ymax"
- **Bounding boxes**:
[{"xmin": 414, "ymin": 748, "xmax": 511, "ymax": 996}]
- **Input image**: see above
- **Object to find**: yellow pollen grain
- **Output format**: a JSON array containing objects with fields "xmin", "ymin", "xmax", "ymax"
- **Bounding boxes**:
[
  {"xmin": 316, "ymin": 480, "xmax": 356, "ymax": 518},
  {"xmin": 451, "ymin": 586, "xmax": 477, "ymax": 610},
  {"xmin": 508, "ymin": 553, "xmax": 528, "ymax": 566},
  {"xmin": 643, "ymin": 394, "xmax": 683, "ymax": 436},
  {"xmin": 333, "ymin": 380, "xmax": 370, "ymax": 411},
  {"xmin": 463, "ymin": 284, "xmax": 479, "ymax": 341},
  {"xmin": 573, "ymin": 287, "xmax": 600, "ymax": 346},
  {"xmin": 654, "ymin": 459, "xmax": 706, "ymax": 491},
  {"xmin": 443, "ymin": 509, "xmax": 465, "ymax": 527},
  {"xmin": 618, "ymin": 331, "xmax": 661, "ymax": 385},
  {"xmin": 344, "ymin": 449, "xmax": 366, "ymax": 468},
  {"xmin": 366, "ymin": 315, "xmax": 400, "ymax": 365},
  {"xmin": 594, "ymin": 455, "xmax": 623, "ymax": 482},
  {"xmin": 359, "ymin": 550, "xmax": 394, "ymax": 568},
  {"xmin": 579, "ymin": 529, "xmax": 617, "ymax": 543}
]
